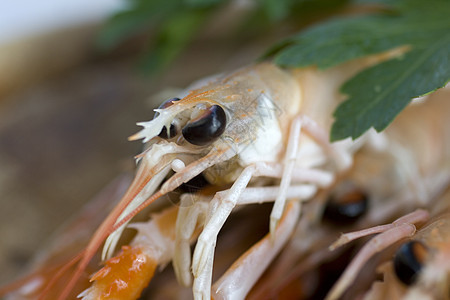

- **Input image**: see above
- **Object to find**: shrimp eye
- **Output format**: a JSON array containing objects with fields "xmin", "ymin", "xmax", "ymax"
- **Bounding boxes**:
[
  {"xmin": 154, "ymin": 98, "xmax": 180, "ymax": 139},
  {"xmin": 323, "ymin": 186, "xmax": 368, "ymax": 225},
  {"xmin": 182, "ymin": 105, "xmax": 226, "ymax": 146},
  {"xmin": 394, "ymin": 241, "xmax": 428, "ymax": 285}
]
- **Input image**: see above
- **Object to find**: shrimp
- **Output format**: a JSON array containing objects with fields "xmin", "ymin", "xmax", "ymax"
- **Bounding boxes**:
[
  {"xmin": 83, "ymin": 61, "xmax": 356, "ymax": 300},
  {"xmin": 1, "ymin": 50, "xmax": 443, "ymax": 299}
]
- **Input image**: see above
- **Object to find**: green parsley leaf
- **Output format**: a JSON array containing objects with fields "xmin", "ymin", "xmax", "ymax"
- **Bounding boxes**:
[
  {"xmin": 269, "ymin": 0, "xmax": 450, "ymax": 140},
  {"xmin": 331, "ymin": 41, "xmax": 450, "ymax": 140}
]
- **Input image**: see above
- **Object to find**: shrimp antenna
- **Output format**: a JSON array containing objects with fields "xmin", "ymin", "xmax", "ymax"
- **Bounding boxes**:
[
  {"xmin": 55, "ymin": 161, "xmax": 168, "ymax": 300},
  {"xmin": 38, "ymin": 251, "xmax": 85, "ymax": 300},
  {"xmin": 55, "ymin": 190, "xmax": 166, "ymax": 300}
]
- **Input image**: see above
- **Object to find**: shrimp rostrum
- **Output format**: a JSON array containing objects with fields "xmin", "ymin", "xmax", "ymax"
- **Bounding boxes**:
[{"xmin": 2, "ymin": 57, "xmax": 398, "ymax": 299}]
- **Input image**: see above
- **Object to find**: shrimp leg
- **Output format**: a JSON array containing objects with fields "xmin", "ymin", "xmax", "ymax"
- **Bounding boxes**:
[
  {"xmin": 192, "ymin": 165, "xmax": 257, "ymax": 300},
  {"xmin": 271, "ymin": 114, "xmax": 353, "ymax": 235},
  {"xmin": 191, "ymin": 165, "xmax": 322, "ymax": 299},
  {"xmin": 212, "ymin": 201, "xmax": 301, "ymax": 300},
  {"xmin": 173, "ymin": 195, "xmax": 209, "ymax": 287},
  {"xmin": 174, "ymin": 184, "xmax": 317, "ymax": 289}
]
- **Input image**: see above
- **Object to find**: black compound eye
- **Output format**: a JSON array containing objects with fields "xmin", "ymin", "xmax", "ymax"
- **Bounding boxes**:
[
  {"xmin": 182, "ymin": 105, "xmax": 226, "ymax": 146},
  {"xmin": 323, "ymin": 186, "xmax": 368, "ymax": 225},
  {"xmin": 154, "ymin": 98, "xmax": 180, "ymax": 139},
  {"xmin": 394, "ymin": 240, "xmax": 428, "ymax": 285}
]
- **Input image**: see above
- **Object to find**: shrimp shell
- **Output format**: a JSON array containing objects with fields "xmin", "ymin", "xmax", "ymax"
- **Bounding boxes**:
[{"xmin": 2, "ymin": 52, "xmax": 449, "ymax": 300}]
